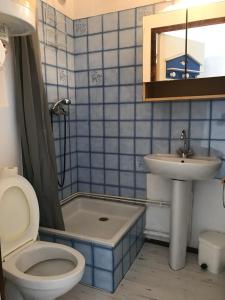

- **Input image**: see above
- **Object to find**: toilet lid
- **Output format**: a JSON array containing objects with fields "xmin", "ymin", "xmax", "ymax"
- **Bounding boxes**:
[{"xmin": 0, "ymin": 175, "xmax": 39, "ymax": 259}]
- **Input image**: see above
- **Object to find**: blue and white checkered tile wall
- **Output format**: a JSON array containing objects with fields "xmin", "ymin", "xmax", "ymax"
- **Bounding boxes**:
[
  {"xmin": 38, "ymin": 0, "xmax": 77, "ymax": 200},
  {"xmin": 38, "ymin": 0, "xmax": 225, "ymax": 201}
]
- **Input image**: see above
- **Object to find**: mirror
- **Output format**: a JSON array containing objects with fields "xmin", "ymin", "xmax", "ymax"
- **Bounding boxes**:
[{"xmin": 143, "ymin": 1, "xmax": 225, "ymax": 101}]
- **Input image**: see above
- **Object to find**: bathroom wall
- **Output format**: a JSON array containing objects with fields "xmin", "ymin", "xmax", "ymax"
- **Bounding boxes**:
[
  {"xmin": 38, "ymin": 0, "xmax": 77, "ymax": 199},
  {"xmin": 0, "ymin": 47, "xmax": 21, "ymax": 171},
  {"xmin": 73, "ymin": 5, "xmax": 225, "ymax": 198},
  {"xmin": 38, "ymin": 0, "xmax": 225, "ymax": 246}
]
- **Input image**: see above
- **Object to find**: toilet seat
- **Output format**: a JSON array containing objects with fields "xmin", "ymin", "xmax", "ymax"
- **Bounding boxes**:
[
  {"xmin": 3, "ymin": 241, "xmax": 85, "ymax": 290},
  {"xmin": 0, "ymin": 174, "xmax": 39, "ymax": 260}
]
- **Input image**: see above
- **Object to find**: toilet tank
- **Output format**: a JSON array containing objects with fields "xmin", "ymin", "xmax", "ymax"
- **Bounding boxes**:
[{"xmin": 0, "ymin": 0, "xmax": 36, "ymax": 36}]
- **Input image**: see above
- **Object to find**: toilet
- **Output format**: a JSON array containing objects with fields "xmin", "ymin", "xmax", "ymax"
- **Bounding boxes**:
[{"xmin": 0, "ymin": 167, "xmax": 85, "ymax": 300}]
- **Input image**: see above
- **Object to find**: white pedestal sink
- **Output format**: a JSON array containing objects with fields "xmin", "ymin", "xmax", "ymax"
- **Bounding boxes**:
[{"xmin": 144, "ymin": 154, "xmax": 221, "ymax": 270}]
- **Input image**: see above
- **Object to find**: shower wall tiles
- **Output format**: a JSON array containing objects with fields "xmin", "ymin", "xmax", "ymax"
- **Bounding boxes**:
[
  {"xmin": 38, "ymin": 0, "xmax": 225, "ymax": 201},
  {"xmin": 74, "ymin": 7, "xmax": 225, "ymax": 199},
  {"xmin": 38, "ymin": 0, "xmax": 77, "ymax": 200}
]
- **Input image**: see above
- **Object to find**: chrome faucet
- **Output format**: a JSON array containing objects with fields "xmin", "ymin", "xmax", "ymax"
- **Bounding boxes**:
[{"xmin": 177, "ymin": 129, "xmax": 194, "ymax": 158}]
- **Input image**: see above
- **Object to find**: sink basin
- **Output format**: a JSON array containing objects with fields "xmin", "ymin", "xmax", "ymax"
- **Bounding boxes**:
[{"xmin": 144, "ymin": 154, "xmax": 221, "ymax": 181}]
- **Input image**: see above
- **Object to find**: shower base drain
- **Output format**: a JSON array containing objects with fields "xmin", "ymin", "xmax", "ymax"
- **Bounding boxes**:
[{"xmin": 99, "ymin": 217, "xmax": 109, "ymax": 222}]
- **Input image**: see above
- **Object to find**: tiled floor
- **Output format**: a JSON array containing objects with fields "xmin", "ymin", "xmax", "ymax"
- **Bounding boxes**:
[{"xmin": 58, "ymin": 243, "xmax": 225, "ymax": 300}]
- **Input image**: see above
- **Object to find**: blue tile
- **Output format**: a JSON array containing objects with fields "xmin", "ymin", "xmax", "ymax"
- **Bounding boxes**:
[
  {"xmin": 91, "ymin": 169, "xmax": 104, "ymax": 184},
  {"xmin": 94, "ymin": 246, "xmax": 113, "ymax": 270},
  {"xmin": 191, "ymin": 101, "xmax": 210, "ymax": 119},
  {"xmin": 77, "ymin": 152, "xmax": 90, "ymax": 167},
  {"xmin": 90, "ymin": 121, "xmax": 104, "ymax": 136},
  {"xmin": 66, "ymin": 35, "xmax": 74, "ymax": 52},
  {"xmin": 120, "ymin": 155, "xmax": 135, "ymax": 171},
  {"xmin": 210, "ymin": 141, "xmax": 225, "ymax": 159},
  {"xmin": 88, "ymin": 34, "xmax": 102, "ymax": 51},
  {"xmin": 76, "ymin": 88, "xmax": 89, "ymax": 104},
  {"xmin": 136, "ymin": 173, "xmax": 146, "ymax": 189},
  {"xmin": 120, "ymin": 139, "xmax": 134, "ymax": 154},
  {"xmin": 78, "ymin": 167, "xmax": 90, "ymax": 182},
  {"xmin": 43, "ymin": 4, "xmax": 55, "ymax": 26},
  {"xmin": 105, "ymin": 170, "xmax": 119, "ymax": 186},
  {"xmin": 89, "ymin": 70, "xmax": 103, "ymax": 86},
  {"xmin": 120, "ymin": 122, "xmax": 134, "ymax": 137},
  {"xmin": 90, "ymin": 105, "xmax": 103, "ymax": 120},
  {"xmin": 190, "ymin": 121, "xmax": 210, "ymax": 139},
  {"xmin": 78, "ymin": 183, "xmax": 91, "ymax": 192},
  {"xmin": 135, "ymin": 155, "xmax": 148, "ymax": 172},
  {"xmin": 104, "ymin": 87, "xmax": 119, "ymax": 103},
  {"xmin": 113, "ymin": 262, "xmax": 123, "ymax": 291},
  {"xmin": 89, "ymin": 52, "xmax": 103, "ymax": 69},
  {"xmin": 91, "ymin": 153, "xmax": 104, "ymax": 168},
  {"xmin": 172, "ymin": 102, "xmax": 189, "ymax": 120},
  {"xmin": 91, "ymin": 137, "xmax": 104, "ymax": 152},
  {"xmin": 105, "ymin": 121, "xmax": 119, "ymax": 137},
  {"xmin": 153, "ymin": 121, "xmax": 170, "ymax": 138},
  {"xmin": 190, "ymin": 140, "xmax": 209, "ymax": 156},
  {"xmin": 120, "ymin": 67, "xmax": 135, "ymax": 84},
  {"xmin": 75, "ymin": 71, "xmax": 89, "ymax": 88},
  {"xmin": 122, "ymin": 251, "xmax": 130, "ymax": 276},
  {"xmin": 105, "ymin": 154, "xmax": 119, "ymax": 169},
  {"xmin": 212, "ymin": 100, "xmax": 225, "ymax": 119},
  {"xmin": 137, "ymin": 235, "xmax": 144, "ymax": 253},
  {"xmin": 77, "ymin": 121, "xmax": 89, "ymax": 136},
  {"xmin": 74, "ymin": 241, "xmax": 93, "ymax": 265},
  {"xmin": 76, "ymin": 105, "xmax": 89, "ymax": 120},
  {"xmin": 123, "ymin": 232, "xmax": 130, "ymax": 255},
  {"xmin": 152, "ymin": 140, "xmax": 169, "ymax": 154},
  {"xmin": 120, "ymin": 86, "xmax": 135, "ymax": 102},
  {"xmin": 40, "ymin": 234, "xmax": 54, "ymax": 243},
  {"xmin": 90, "ymin": 87, "xmax": 103, "ymax": 103},
  {"xmin": 91, "ymin": 184, "xmax": 104, "ymax": 194},
  {"xmin": 103, "ymin": 12, "xmax": 118, "ymax": 31},
  {"xmin": 120, "ymin": 104, "xmax": 135, "ymax": 120},
  {"xmin": 136, "ymin": 121, "xmax": 151, "ymax": 137},
  {"xmin": 211, "ymin": 120, "xmax": 225, "ymax": 140},
  {"xmin": 105, "ymin": 186, "xmax": 119, "ymax": 196},
  {"xmin": 104, "ymin": 50, "xmax": 118, "ymax": 68},
  {"xmin": 88, "ymin": 15, "xmax": 102, "ymax": 34},
  {"xmin": 105, "ymin": 104, "xmax": 119, "ymax": 120},
  {"xmin": 104, "ymin": 69, "xmax": 119, "ymax": 86},
  {"xmin": 103, "ymin": 32, "xmax": 118, "ymax": 50},
  {"xmin": 130, "ymin": 241, "xmax": 137, "ymax": 262},
  {"xmin": 120, "ymin": 172, "xmax": 134, "ymax": 187},
  {"xmin": 66, "ymin": 17, "xmax": 74, "ymax": 36},
  {"xmin": 74, "ymin": 19, "xmax": 88, "ymax": 36},
  {"xmin": 136, "ymin": 103, "xmax": 152, "ymax": 120},
  {"xmin": 94, "ymin": 268, "xmax": 113, "ymax": 292},
  {"xmin": 55, "ymin": 237, "xmax": 72, "ymax": 247},
  {"xmin": 105, "ymin": 138, "xmax": 119, "ymax": 153},
  {"xmin": 130, "ymin": 224, "xmax": 137, "ymax": 246},
  {"xmin": 135, "ymin": 138, "xmax": 151, "ymax": 156},
  {"xmin": 114, "ymin": 240, "xmax": 123, "ymax": 268},
  {"xmin": 119, "ymin": 48, "xmax": 135, "ymax": 66},
  {"xmin": 119, "ymin": 29, "xmax": 135, "ymax": 48},
  {"xmin": 137, "ymin": 216, "xmax": 143, "ymax": 236},
  {"xmin": 75, "ymin": 54, "xmax": 88, "ymax": 71},
  {"xmin": 74, "ymin": 36, "xmax": 87, "ymax": 54},
  {"xmin": 45, "ymin": 46, "xmax": 57, "ymax": 65},
  {"xmin": 136, "ymin": 27, "xmax": 143, "ymax": 46},
  {"xmin": 81, "ymin": 265, "xmax": 93, "ymax": 285},
  {"xmin": 153, "ymin": 102, "xmax": 170, "ymax": 120},
  {"xmin": 119, "ymin": 9, "xmax": 135, "ymax": 29}
]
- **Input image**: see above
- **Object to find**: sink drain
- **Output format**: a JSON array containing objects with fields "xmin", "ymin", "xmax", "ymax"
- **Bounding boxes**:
[{"xmin": 99, "ymin": 217, "xmax": 109, "ymax": 222}]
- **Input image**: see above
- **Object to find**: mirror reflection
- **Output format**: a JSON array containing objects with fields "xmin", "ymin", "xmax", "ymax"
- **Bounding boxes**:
[{"xmin": 157, "ymin": 23, "xmax": 225, "ymax": 81}]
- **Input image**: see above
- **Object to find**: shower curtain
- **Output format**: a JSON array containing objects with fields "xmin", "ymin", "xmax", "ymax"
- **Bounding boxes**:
[{"xmin": 11, "ymin": 33, "xmax": 64, "ymax": 230}]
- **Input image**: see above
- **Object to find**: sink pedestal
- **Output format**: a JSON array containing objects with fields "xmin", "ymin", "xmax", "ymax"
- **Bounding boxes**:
[{"xmin": 169, "ymin": 180, "xmax": 193, "ymax": 270}]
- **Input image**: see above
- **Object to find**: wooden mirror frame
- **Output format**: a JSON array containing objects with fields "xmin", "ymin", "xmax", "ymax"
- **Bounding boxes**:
[{"xmin": 143, "ymin": 1, "xmax": 225, "ymax": 101}]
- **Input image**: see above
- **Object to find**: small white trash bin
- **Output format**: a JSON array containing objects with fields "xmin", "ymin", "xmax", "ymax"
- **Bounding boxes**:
[{"xmin": 199, "ymin": 231, "xmax": 225, "ymax": 274}]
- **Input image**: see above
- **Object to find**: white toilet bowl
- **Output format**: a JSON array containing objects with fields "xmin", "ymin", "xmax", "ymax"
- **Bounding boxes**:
[
  {"xmin": 3, "ymin": 241, "xmax": 85, "ymax": 300},
  {"xmin": 0, "ymin": 168, "xmax": 85, "ymax": 300}
]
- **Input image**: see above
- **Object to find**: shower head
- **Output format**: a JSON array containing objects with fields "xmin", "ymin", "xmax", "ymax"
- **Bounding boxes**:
[{"xmin": 50, "ymin": 98, "xmax": 71, "ymax": 115}]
